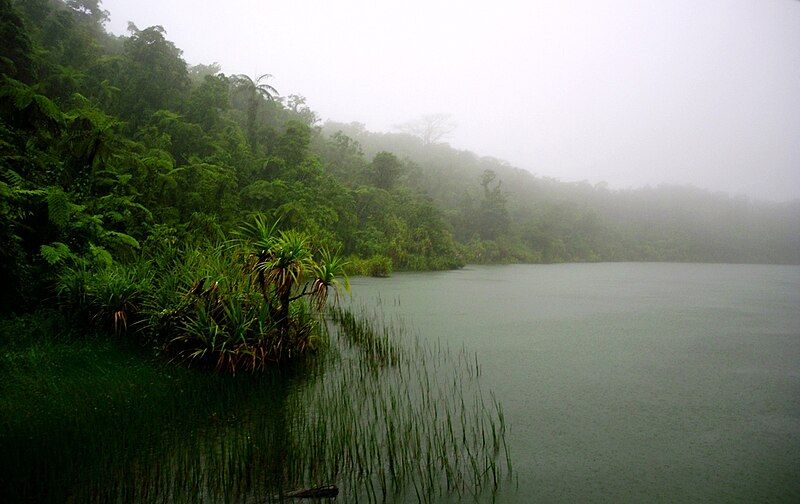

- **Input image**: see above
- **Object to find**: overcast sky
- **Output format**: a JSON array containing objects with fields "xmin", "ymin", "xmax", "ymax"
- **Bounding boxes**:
[{"xmin": 102, "ymin": 0, "xmax": 800, "ymax": 201}]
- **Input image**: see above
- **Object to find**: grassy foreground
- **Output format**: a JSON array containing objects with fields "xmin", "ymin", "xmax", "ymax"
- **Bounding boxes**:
[{"xmin": 0, "ymin": 309, "xmax": 511, "ymax": 503}]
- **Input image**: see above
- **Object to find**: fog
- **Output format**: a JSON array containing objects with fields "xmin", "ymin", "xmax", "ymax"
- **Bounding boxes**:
[{"xmin": 102, "ymin": 0, "xmax": 800, "ymax": 201}]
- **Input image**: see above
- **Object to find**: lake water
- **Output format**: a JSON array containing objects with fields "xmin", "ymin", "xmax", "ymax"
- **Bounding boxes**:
[
  {"xmin": 348, "ymin": 263, "xmax": 800, "ymax": 502},
  {"xmin": 4, "ymin": 263, "xmax": 799, "ymax": 502}
]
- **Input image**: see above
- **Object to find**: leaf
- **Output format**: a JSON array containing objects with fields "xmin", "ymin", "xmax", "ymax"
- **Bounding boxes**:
[
  {"xmin": 32, "ymin": 94, "xmax": 65, "ymax": 125},
  {"xmin": 104, "ymin": 230, "xmax": 140, "ymax": 250},
  {"xmin": 1, "ymin": 168, "xmax": 23, "ymax": 186},
  {"xmin": 89, "ymin": 243, "xmax": 113, "ymax": 268},
  {"xmin": 40, "ymin": 242, "xmax": 73, "ymax": 265},
  {"xmin": 0, "ymin": 77, "xmax": 64, "ymax": 127},
  {"xmin": 46, "ymin": 188, "xmax": 72, "ymax": 228}
]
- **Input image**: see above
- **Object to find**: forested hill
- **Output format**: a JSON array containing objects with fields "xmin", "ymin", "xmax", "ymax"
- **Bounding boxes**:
[
  {"xmin": 321, "ymin": 121, "xmax": 800, "ymax": 265},
  {"xmin": 1, "ymin": 0, "xmax": 798, "ymax": 312}
]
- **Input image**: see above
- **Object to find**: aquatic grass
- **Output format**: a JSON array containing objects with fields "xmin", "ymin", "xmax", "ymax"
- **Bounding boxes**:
[
  {"xmin": 328, "ymin": 304, "xmax": 402, "ymax": 365},
  {"xmin": 0, "ymin": 304, "xmax": 511, "ymax": 502},
  {"xmin": 281, "ymin": 304, "xmax": 512, "ymax": 501}
]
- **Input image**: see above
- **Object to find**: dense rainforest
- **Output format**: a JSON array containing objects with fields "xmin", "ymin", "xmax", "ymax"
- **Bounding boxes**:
[
  {"xmin": 0, "ymin": 1, "xmax": 797, "ymax": 499},
  {"xmin": 1, "ymin": 0, "xmax": 799, "ymax": 327}
]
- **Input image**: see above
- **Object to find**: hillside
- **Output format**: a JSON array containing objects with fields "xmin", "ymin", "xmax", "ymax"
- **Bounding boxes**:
[{"xmin": 1, "ymin": 0, "xmax": 798, "ymax": 314}]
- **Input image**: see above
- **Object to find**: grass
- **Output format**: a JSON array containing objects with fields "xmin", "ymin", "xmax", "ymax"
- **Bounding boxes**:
[
  {"xmin": 328, "ymin": 304, "xmax": 402, "ymax": 365},
  {"xmin": 304, "ymin": 304, "xmax": 512, "ymax": 501},
  {"xmin": 0, "ymin": 307, "xmax": 511, "ymax": 502}
]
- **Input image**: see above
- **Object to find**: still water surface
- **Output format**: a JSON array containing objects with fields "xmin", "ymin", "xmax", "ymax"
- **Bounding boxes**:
[{"xmin": 349, "ymin": 263, "xmax": 800, "ymax": 502}]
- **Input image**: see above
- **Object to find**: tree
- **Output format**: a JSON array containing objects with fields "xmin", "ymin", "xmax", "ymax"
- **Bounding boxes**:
[
  {"xmin": 368, "ymin": 151, "xmax": 403, "ymax": 190},
  {"xmin": 477, "ymin": 169, "xmax": 509, "ymax": 240},
  {"xmin": 286, "ymin": 94, "xmax": 319, "ymax": 126},
  {"xmin": 319, "ymin": 131, "xmax": 366, "ymax": 182},
  {"xmin": 242, "ymin": 221, "xmax": 349, "ymax": 336},
  {"xmin": 183, "ymin": 73, "xmax": 230, "ymax": 129},
  {"xmin": 0, "ymin": 0, "xmax": 36, "ymax": 82},
  {"xmin": 188, "ymin": 62, "xmax": 221, "ymax": 82},
  {"xmin": 274, "ymin": 120, "xmax": 310, "ymax": 169},
  {"xmin": 395, "ymin": 113, "xmax": 456, "ymax": 145},
  {"xmin": 66, "ymin": 0, "xmax": 109, "ymax": 25},
  {"xmin": 231, "ymin": 73, "xmax": 279, "ymax": 150},
  {"xmin": 118, "ymin": 24, "xmax": 189, "ymax": 124}
]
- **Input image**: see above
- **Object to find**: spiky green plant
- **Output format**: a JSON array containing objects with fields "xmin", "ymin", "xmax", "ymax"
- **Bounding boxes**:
[
  {"xmin": 86, "ymin": 263, "xmax": 151, "ymax": 334},
  {"xmin": 257, "ymin": 229, "xmax": 313, "ymax": 333},
  {"xmin": 310, "ymin": 249, "xmax": 351, "ymax": 310},
  {"xmin": 55, "ymin": 264, "xmax": 92, "ymax": 314},
  {"xmin": 262, "ymin": 230, "xmax": 313, "ymax": 294},
  {"xmin": 238, "ymin": 215, "xmax": 281, "ymax": 301},
  {"xmin": 238, "ymin": 214, "xmax": 280, "ymax": 253}
]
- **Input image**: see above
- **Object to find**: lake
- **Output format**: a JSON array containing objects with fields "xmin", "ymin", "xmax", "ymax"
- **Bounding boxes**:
[
  {"xmin": 347, "ymin": 263, "xmax": 800, "ymax": 502},
  {"xmin": 3, "ymin": 263, "xmax": 799, "ymax": 502}
]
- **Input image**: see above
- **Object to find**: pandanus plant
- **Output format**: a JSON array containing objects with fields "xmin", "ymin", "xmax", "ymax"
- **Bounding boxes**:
[
  {"xmin": 240, "ymin": 217, "xmax": 350, "ymax": 334},
  {"xmin": 309, "ymin": 249, "xmax": 351, "ymax": 310},
  {"xmin": 261, "ymin": 229, "xmax": 313, "ymax": 332},
  {"xmin": 239, "ymin": 215, "xmax": 280, "ymax": 300}
]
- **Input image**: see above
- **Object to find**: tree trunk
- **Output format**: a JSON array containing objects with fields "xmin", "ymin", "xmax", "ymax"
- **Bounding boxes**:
[
  {"xmin": 247, "ymin": 97, "xmax": 258, "ymax": 151},
  {"xmin": 277, "ymin": 287, "xmax": 290, "ymax": 337}
]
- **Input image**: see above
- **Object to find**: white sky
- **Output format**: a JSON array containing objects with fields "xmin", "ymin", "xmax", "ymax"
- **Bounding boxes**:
[{"xmin": 102, "ymin": 0, "xmax": 800, "ymax": 201}]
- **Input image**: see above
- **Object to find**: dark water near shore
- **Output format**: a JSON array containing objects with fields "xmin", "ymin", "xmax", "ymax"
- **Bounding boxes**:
[
  {"xmin": 348, "ymin": 263, "xmax": 800, "ymax": 502},
  {"xmin": 3, "ymin": 263, "xmax": 798, "ymax": 502}
]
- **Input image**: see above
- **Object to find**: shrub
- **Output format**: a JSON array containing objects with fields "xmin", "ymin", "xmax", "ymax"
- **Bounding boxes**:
[
  {"xmin": 142, "ymin": 219, "xmax": 348, "ymax": 373},
  {"xmin": 365, "ymin": 255, "xmax": 392, "ymax": 277},
  {"xmin": 56, "ymin": 262, "xmax": 152, "ymax": 334}
]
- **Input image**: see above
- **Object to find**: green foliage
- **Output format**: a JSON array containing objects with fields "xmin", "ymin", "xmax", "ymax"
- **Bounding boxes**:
[
  {"xmin": 310, "ymin": 248, "xmax": 351, "ymax": 308},
  {"xmin": 476, "ymin": 169, "xmax": 509, "ymax": 240},
  {"xmin": 118, "ymin": 24, "xmax": 189, "ymax": 123},
  {"xmin": 0, "ymin": 0, "xmax": 35, "ymax": 81},
  {"xmin": 143, "ymin": 221, "xmax": 347, "ymax": 372},
  {"xmin": 1, "ymin": 0, "xmax": 796, "ymax": 320},
  {"xmin": 0, "ymin": 76, "xmax": 64, "ymax": 133},
  {"xmin": 274, "ymin": 120, "xmax": 310, "ymax": 168},
  {"xmin": 40, "ymin": 241, "xmax": 73, "ymax": 265},
  {"xmin": 231, "ymin": 73, "xmax": 279, "ymax": 150},
  {"xmin": 41, "ymin": 217, "xmax": 348, "ymax": 373},
  {"xmin": 368, "ymin": 151, "xmax": 403, "ymax": 190},
  {"xmin": 348, "ymin": 254, "xmax": 393, "ymax": 278},
  {"xmin": 325, "ymin": 121, "xmax": 800, "ymax": 265},
  {"xmin": 45, "ymin": 187, "xmax": 72, "ymax": 227}
]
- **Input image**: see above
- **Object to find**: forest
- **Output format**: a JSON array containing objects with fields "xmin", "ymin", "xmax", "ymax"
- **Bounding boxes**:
[
  {"xmin": 1, "ymin": 1, "xmax": 799, "ymax": 501},
  {"xmin": 1, "ymin": 0, "xmax": 799, "ymax": 344}
]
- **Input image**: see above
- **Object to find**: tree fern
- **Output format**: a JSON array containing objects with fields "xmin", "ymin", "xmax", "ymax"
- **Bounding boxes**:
[
  {"xmin": 104, "ymin": 230, "xmax": 140, "ymax": 250},
  {"xmin": 46, "ymin": 187, "xmax": 72, "ymax": 228},
  {"xmin": 32, "ymin": 94, "xmax": 64, "ymax": 125},
  {"xmin": 89, "ymin": 243, "xmax": 113, "ymax": 268},
  {"xmin": 40, "ymin": 242, "xmax": 74, "ymax": 265},
  {"xmin": 0, "ymin": 76, "xmax": 65, "ymax": 129},
  {"xmin": 1, "ymin": 168, "xmax": 23, "ymax": 186}
]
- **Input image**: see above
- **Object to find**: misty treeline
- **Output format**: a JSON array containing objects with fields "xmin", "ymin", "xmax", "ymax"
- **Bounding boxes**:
[
  {"xmin": 1, "ymin": 0, "xmax": 798, "ymax": 314},
  {"xmin": 326, "ymin": 121, "xmax": 800, "ymax": 264}
]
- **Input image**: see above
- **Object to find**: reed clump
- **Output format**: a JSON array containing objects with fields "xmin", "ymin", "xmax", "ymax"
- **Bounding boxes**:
[{"xmin": 328, "ymin": 304, "xmax": 401, "ymax": 365}]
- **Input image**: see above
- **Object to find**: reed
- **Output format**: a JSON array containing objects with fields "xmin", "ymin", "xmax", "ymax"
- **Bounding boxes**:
[{"xmin": 0, "ymin": 304, "xmax": 512, "ymax": 502}]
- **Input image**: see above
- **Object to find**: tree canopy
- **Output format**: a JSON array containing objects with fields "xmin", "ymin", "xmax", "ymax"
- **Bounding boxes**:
[{"xmin": 1, "ymin": 0, "xmax": 797, "ymax": 318}]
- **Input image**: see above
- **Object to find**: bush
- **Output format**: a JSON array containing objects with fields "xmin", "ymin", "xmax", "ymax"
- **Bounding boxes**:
[
  {"xmin": 365, "ymin": 255, "xmax": 392, "ymax": 277},
  {"xmin": 48, "ymin": 218, "xmax": 350, "ymax": 374},
  {"xmin": 56, "ymin": 263, "xmax": 152, "ymax": 334}
]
